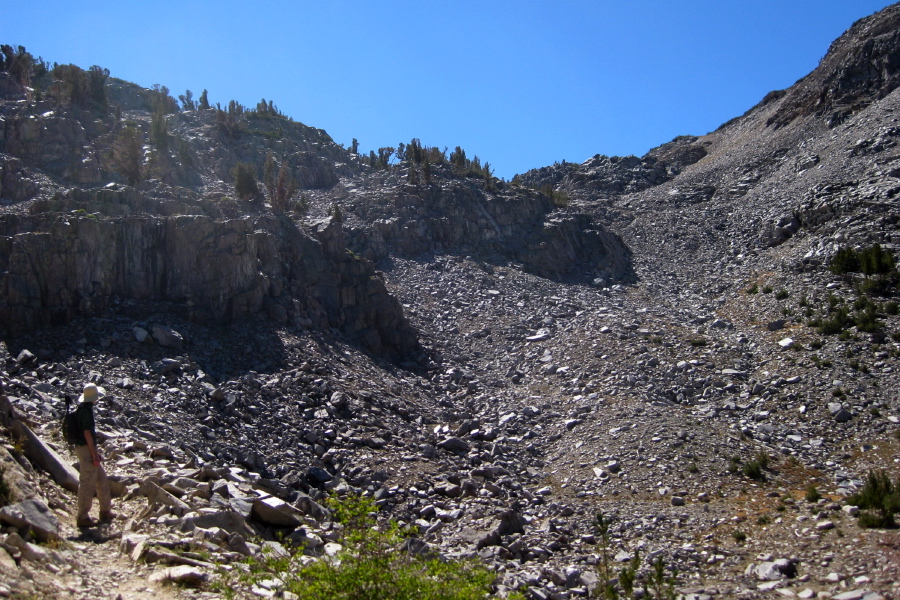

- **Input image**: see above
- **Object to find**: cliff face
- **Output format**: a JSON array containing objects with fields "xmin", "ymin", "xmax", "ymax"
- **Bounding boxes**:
[
  {"xmin": 0, "ymin": 57, "xmax": 634, "ymax": 355},
  {"xmin": 339, "ymin": 174, "xmax": 632, "ymax": 282},
  {"xmin": 0, "ymin": 212, "xmax": 420, "ymax": 362},
  {"xmin": 766, "ymin": 3, "xmax": 900, "ymax": 128}
]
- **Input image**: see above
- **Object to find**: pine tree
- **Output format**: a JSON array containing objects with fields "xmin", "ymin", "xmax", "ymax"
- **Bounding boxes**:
[
  {"xmin": 150, "ymin": 111, "xmax": 168, "ymax": 152},
  {"xmin": 198, "ymin": 89, "xmax": 210, "ymax": 110},
  {"xmin": 263, "ymin": 152, "xmax": 277, "ymax": 201},
  {"xmin": 178, "ymin": 90, "xmax": 196, "ymax": 111},
  {"xmin": 88, "ymin": 65, "xmax": 109, "ymax": 107},
  {"xmin": 113, "ymin": 124, "xmax": 143, "ymax": 185},
  {"xmin": 232, "ymin": 163, "xmax": 260, "ymax": 200},
  {"xmin": 422, "ymin": 154, "xmax": 432, "ymax": 183},
  {"xmin": 273, "ymin": 163, "xmax": 296, "ymax": 214}
]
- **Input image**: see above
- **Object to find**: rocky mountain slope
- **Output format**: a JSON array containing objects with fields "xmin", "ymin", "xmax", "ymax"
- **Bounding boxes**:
[{"xmin": 1, "ymin": 4, "xmax": 900, "ymax": 600}]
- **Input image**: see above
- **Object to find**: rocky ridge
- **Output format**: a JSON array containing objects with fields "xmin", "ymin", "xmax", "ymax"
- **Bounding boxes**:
[{"xmin": 1, "ymin": 5, "xmax": 900, "ymax": 600}]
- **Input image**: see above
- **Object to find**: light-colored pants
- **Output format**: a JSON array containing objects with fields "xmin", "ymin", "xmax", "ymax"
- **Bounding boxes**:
[{"xmin": 75, "ymin": 445, "xmax": 111, "ymax": 521}]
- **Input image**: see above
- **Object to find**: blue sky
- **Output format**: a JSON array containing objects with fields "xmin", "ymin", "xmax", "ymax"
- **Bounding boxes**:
[{"xmin": 3, "ymin": 1, "xmax": 894, "ymax": 179}]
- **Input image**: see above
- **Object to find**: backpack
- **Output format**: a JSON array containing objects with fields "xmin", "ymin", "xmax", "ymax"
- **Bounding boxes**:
[{"xmin": 61, "ymin": 395, "xmax": 85, "ymax": 445}]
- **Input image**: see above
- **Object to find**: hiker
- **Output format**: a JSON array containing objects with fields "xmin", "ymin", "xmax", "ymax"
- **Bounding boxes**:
[{"xmin": 74, "ymin": 383, "xmax": 114, "ymax": 528}]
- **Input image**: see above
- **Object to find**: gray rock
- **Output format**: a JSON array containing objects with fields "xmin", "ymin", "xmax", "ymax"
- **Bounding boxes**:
[
  {"xmin": 179, "ymin": 509, "xmax": 255, "ymax": 537},
  {"xmin": 834, "ymin": 409, "xmax": 853, "ymax": 423},
  {"xmin": 252, "ymin": 496, "xmax": 304, "ymax": 527},
  {"xmin": 460, "ymin": 510, "xmax": 525, "ymax": 549},
  {"xmin": 148, "ymin": 565, "xmax": 209, "ymax": 585},
  {"xmin": 754, "ymin": 561, "xmax": 784, "ymax": 581},
  {"xmin": 766, "ymin": 320, "xmax": 786, "ymax": 331},
  {"xmin": 0, "ymin": 499, "xmax": 60, "ymax": 542},
  {"xmin": 438, "ymin": 436, "xmax": 470, "ymax": 453},
  {"xmin": 832, "ymin": 591, "xmax": 868, "ymax": 600}
]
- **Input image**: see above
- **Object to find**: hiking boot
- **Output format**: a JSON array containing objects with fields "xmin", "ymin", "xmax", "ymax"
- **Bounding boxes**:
[
  {"xmin": 99, "ymin": 511, "xmax": 117, "ymax": 522},
  {"xmin": 76, "ymin": 517, "xmax": 98, "ymax": 528}
]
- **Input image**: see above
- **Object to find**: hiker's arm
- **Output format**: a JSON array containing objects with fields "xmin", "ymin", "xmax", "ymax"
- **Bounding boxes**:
[{"xmin": 84, "ymin": 430, "xmax": 101, "ymax": 467}]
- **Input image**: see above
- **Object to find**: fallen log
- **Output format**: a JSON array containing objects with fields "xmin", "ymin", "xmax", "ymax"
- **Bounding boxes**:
[{"xmin": 0, "ymin": 395, "xmax": 79, "ymax": 493}]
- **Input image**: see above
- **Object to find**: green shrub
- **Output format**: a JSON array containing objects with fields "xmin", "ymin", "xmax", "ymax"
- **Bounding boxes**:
[
  {"xmin": 775, "ymin": 289, "xmax": 789, "ymax": 300},
  {"xmin": 220, "ymin": 494, "xmax": 496, "ymax": 599},
  {"xmin": 830, "ymin": 246, "xmax": 861, "ymax": 274},
  {"xmin": 805, "ymin": 485, "xmax": 821, "ymax": 503},
  {"xmin": 818, "ymin": 307, "xmax": 850, "ymax": 335},
  {"xmin": 847, "ymin": 470, "xmax": 900, "ymax": 529},
  {"xmin": 645, "ymin": 556, "xmax": 678, "ymax": 600},
  {"xmin": 731, "ymin": 530, "xmax": 747, "ymax": 543},
  {"xmin": 762, "ymin": 285, "xmax": 774, "ymax": 294},
  {"xmin": 859, "ymin": 243, "xmax": 896, "ymax": 276},
  {"xmin": 884, "ymin": 301, "xmax": 899, "ymax": 315},
  {"xmin": 743, "ymin": 459, "xmax": 764, "ymax": 481},
  {"xmin": 855, "ymin": 306, "xmax": 882, "ymax": 333},
  {"xmin": 689, "ymin": 339, "xmax": 707, "ymax": 347},
  {"xmin": 756, "ymin": 514, "xmax": 771, "ymax": 525},
  {"xmin": 746, "ymin": 283, "xmax": 759, "ymax": 294}
]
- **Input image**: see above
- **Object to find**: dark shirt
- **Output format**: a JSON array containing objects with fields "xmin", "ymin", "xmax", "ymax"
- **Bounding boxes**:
[{"xmin": 75, "ymin": 402, "xmax": 95, "ymax": 446}]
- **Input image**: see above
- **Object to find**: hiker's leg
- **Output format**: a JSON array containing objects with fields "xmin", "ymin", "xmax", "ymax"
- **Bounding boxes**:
[
  {"xmin": 96, "ymin": 463, "xmax": 112, "ymax": 513},
  {"xmin": 75, "ymin": 445, "xmax": 97, "ymax": 521}
]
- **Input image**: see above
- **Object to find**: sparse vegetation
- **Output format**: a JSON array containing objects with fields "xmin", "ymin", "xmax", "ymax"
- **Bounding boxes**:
[
  {"xmin": 743, "ymin": 458, "xmax": 765, "ymax": 481},
  {"xmin": 217, "ymin": 494, "xmax": 497, "ymax": 600},
  {"xmin": 731, "ymin": 530, "xmax": 747, "ymax": 543},
  {"xmin": 805, "ymin": 485, "xmax": 821, "ymax": 503},
  {"xmin": 593, "ymin": 512, "xmax": 675, "ymax": 600},
  {"xmin": 847, "ymin": 470, "xmax": 900, "ymax": 529}
]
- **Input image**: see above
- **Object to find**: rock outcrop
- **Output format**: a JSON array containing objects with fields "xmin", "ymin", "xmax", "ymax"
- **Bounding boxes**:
[
  {"xmin": 341, "ymin": 176, "xmax": 632, "ymax": 281},
  {"xmin": 0, "ymin": 212, "xmax": 420, "ymax": 361}
]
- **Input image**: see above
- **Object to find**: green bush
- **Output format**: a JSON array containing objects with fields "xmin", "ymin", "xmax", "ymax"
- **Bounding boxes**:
[
  {"xmin": 743, "ymin": 459, "xmax": 764, "ymax": 481},
  {"xmin": 818, "ymin": 306, "xmax": 850, "ymax": 335},
  {"xmin": 805, "ymin": 485, "xmax": 821, "ymax": 503},
  {"xmin": 746, "ymin": 283, "xmax": 759, "ymax": 294},
  {"xmin": 762, "ymin": 285, "xmax": 774, "ymax": 294},
  {"xmin": 220, "ymin": 494, "xmax": 496, "ymax": 600},
  {"xmin": 775, "ymin": 289, "xmax": 789, "ymax": 300},
  {"xmin": 830, "ymin": 246, "xmax": 861, "ymax": 274},
  {"xmin": 859, "ymin": 244, "xmax": 896, "ymax": 276},
  {"xmin": 847, "ymin": 470, "xmax": 900, "ymax": 529},
  {"xmin": 731, "ymin": 530, "xmax": 747, "ymax": 543}
]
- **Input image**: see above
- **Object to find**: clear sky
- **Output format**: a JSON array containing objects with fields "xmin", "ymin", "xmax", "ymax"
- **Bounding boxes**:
[{"xmin": 2, "ymin": 1, "xmax": 894, "ymax": 179}]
